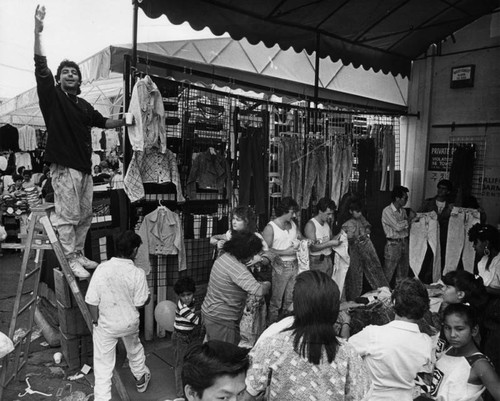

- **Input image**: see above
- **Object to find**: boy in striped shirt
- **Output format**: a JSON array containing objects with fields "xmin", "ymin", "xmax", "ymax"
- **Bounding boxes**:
[{"xmin": 173, "ymin": 277, "xmax": 200, "ymax": 398}]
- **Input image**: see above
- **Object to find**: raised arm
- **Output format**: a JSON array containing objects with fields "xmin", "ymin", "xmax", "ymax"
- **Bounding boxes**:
[{"xmin": 34, "ymin": 5, "xmax": 46, "ymax": 56}]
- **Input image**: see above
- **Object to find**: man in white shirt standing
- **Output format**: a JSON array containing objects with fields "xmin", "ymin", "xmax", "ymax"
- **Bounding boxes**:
[
  {"xmin": 381, "ymin": 185, "xmax": 415, "ymax": 285},
  {"xmin": 348, "ymin": 278, "xmax": 433, "ymax": 401},
  {"xmin": 304, "ymin": 197, "xmax": 340, "ymax": 278}
]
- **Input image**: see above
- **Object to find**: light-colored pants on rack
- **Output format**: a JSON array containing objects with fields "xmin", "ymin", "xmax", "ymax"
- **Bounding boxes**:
[
  {"xmin": 269, "ymin": 260, "xmax": 298, "ymax": 324},
  {"xmin": 302, "ymin": 144, "xmax": 327, "ymax": 208},
  {"xmin": 409, "ymin": 211, "xmax": 441, "ymax": 282},
  {"xmin": 444, "ymin": 207, "xmax": 480, "ymax": 274},
  {"xmin": 330, "ymin": 143, "xmax": 353, "ymax": 205},
  {"xmin": 279, "ymin": 136, "xmax": 303, "ymax": 206},
  {"xmin": 380, "ymin": 126, "xmax": 395, "ymax": 191},
  {"xmin": 93, "ymin": 325, "xmax": 149, "ymax": 401},
  {"xmin": 50, "ymin": 164, "xmax": 93, "ymax": 258}
]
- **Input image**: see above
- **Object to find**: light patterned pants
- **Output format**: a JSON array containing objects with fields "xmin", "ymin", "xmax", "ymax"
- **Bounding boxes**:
[
  {"xmin": 50, "ymin": 164, "xmax": 93, "ymax": 257},
  {"xmin": 93, "ymin": 325, "xmax": 149, "ymax": 401},
  {"xmin": 268, "ymin": 260, "xmax": 298, "ymax": 324}
]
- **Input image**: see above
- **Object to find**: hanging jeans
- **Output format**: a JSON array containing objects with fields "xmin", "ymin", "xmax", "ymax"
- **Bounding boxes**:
[
  {"xmin": 384, "ymin": 237, "xmax": 409, "ymax": 285},
  {"xmin": 449, "ymin": 146, "xmax": 476, "ymax": 205},
  {"xmin": 278, "ymin": 136, "xmax": 303, "ymax": 207},
  {"xmin": 444, "ymin": 207, "xmax": 480, "ymax": 274},
  {"xmin": 332, "ymin": 231, "xmax": 350, "ymax": 299},
  {"xmin": 330, "ymin": 143, "xmax": 353, "ymax": 206},
  {"xmin": 345, "ymin": 236, "xmax": 389, "ymax": 300},
  {"xmin": 357, "ymin": 137, "xmax": 376, "ymax": 196},
  {"xmin": 239, "ymin": 127, "xmax": 266, "ymax": 214},
  {"xmin": 268, "ymin": 260, "xmax": 298, "ymax": 324},
  {"xmin": 301, "ymin": 140, "xmax": 327, "ymax": 209},
  {"xmin": 380, "ymin": 125, "xmax": 395, "ymax": 191},
  {"xmin": 409, "ymin": 212, "xmax": 441, "ymax": 282}
]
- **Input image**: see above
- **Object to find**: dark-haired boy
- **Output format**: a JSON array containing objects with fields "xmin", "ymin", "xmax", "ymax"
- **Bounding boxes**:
[
  {"xmin": 182, "ymin": 340, "xmax": 249, "ymax": 401},
  {"xmin": 173, "ymin": 277, "xmax": 201, "ymax": 398},
  {"xmin": 34, "ymin": 5, "xmax": 133, "ymax": 279},
  {"xmin": 85, "ymin": 230, "xmax": 151, "ymax": 400}
]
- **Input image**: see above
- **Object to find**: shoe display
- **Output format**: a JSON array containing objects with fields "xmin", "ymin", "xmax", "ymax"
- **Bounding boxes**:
[
  {"xmin": 76, "ymin": 252, "xmax": 98, "ymax": 270},
  {"xmin": 136, "ymin": 371, "xmax": 151, "ymax": 393},
  {"xmin": 68, "ymin": 258, "xmax": 90, "ymax": 279}
]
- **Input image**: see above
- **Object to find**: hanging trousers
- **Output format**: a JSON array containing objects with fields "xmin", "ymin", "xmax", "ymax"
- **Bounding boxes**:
[
  {"xmin": 330, "ymin": 142, "xmax": 353, "ymax": 206},
  {"xmin": 379, "ymin": 126, "xmax": 395, "ymax": 191},
  {"xmin": 239, "ymin": 127, "xmax": 266, "ymax": 214},
  {"xmin": 357, "ymin": 137, "xmax": 376, "ymax": 196},
  {"xmin": 301, "ymin": 141, "xmax": 327, "ymax": 209},
  {"xmin": 409, "ymin": 212, "xmax": 441, "ymax": 282},
  {"xmin": 278, "ymin": 136, "xmax": 303, "ymax": 206},
  {"xmin": 345, "ymin": 236, "xmax": 389, "ymax": 300},
  {"xmin": 443, "ymin": 207, "xmax": 480, "ymax": 274}
]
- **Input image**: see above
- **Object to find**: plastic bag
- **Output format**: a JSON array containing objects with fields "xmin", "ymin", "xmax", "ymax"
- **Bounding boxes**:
[{"xmin": 0, "ymin": 330, "xmax": 14, "ymax": 358}]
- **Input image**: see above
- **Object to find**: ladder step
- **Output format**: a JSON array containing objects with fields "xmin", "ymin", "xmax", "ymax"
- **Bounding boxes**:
[
  {"xmin": 30, "ymin": 203, "xmax": 55, "ymax": 213},
  {"xmin": 18, "ymin": 298, "xmax": 36, "ymax": 317},
  {"xmin": 18, "ymin": 233, "xmax": 49, "ymax": 241},
  {"xmin": 25, "ymin": 267, "xmax": 41, "ymax": 280},
  {"xmin": 1, "ymin": 243, "xmax": 53, "ymax": 250}
]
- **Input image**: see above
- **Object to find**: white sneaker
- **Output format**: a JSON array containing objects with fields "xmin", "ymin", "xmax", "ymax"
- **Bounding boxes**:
[
  {"xmin": 68, "ymin": 258, "xmax": 90, "ymax": 279},
  {"xmin": 76, "ymin": 252, "xmax": 98, "ymax": 270}
]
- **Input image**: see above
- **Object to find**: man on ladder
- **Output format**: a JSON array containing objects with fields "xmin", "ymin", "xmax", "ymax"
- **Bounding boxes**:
[{"xmin": 34, "ymin": 4, "xmax": 134, "ymax": 278}]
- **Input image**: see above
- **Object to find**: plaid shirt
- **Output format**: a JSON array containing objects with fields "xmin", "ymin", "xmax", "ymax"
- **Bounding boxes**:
[{"xmin": 124, "ymin": 147, "xmax": 185, "ymax": 203}]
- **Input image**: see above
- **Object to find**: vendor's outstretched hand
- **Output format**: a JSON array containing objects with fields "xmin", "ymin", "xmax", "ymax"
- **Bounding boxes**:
[{"xmin": 35, "ymin": 4, "xmax": 46, "ymax": 33}]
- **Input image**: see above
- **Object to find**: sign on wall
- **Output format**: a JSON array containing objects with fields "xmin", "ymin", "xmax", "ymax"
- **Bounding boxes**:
[{"xmin": 428, "ymin": 143, "xmax": 453, "ymax": 171}]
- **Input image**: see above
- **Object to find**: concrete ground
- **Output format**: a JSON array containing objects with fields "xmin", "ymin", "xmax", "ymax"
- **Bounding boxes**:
[{"xmin": 0, "ymin": 250, "xmax": 178, "ymax": 401}]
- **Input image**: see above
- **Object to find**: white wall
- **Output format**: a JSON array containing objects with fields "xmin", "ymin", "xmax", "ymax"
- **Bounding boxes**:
[{"xmin": 405, "ymin": 13, "xmax": 500, "ymax": 225}]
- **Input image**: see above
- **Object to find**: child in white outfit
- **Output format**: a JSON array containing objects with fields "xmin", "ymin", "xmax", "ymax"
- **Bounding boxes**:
[{"xmin": 86, "ymin": 230, "xmax": 151, "ymax": 401}]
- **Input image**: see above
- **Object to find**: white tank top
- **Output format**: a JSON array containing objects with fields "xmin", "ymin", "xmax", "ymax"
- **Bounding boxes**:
[
  {"xmin": 269, "ymin": 220, "xmax": 298, "ymax": 262},
  {"xmin": 309, "ymin": 218, "xmax": 332, "ymax": 256}
]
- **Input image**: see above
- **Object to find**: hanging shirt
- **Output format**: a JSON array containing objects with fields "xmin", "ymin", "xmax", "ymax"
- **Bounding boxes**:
[
  {"xmin": 135, "ymin": 206, "xmax": 187, "ymax": 274},
  {"xmin": 124, "ymin": 147, "xmax": 185, "ymax": 203},
  {"xmin": 18, "ymin": 125, "xmax": 37, "ymax": 151},
  {"xmin": 127, "ymin": 75, "xmax": 166, "ymax": 153},
  {"xmin": 186, "ymin": 150, "xmax": 232, "ymax": 200}
]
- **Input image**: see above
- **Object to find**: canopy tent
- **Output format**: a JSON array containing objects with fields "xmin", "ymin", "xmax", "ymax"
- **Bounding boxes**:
[
  {"xmin": 0, "ymin": 37, "xmax": 408, "ymax": 128},
  {"xmin": 138, "ymin": 0, "xmax": 499, "ymax": 78}
]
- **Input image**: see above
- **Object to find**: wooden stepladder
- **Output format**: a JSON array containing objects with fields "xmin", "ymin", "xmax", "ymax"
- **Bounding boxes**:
[{"xmin": 0, "ymin": 203, "xmax": 130, "ymax": 401}]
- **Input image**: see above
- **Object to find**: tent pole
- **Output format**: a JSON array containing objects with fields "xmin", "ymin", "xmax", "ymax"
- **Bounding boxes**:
[{"xmin": 132, "ymin": 0, "xmax": 139, "ymax": 69}]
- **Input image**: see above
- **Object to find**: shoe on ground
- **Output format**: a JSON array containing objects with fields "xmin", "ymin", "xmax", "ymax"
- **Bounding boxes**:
[
  {"xmin": 76, "ymin": 252, "xmax": 98, "ymax": 270},
  {"xmin": 136, "ymin": 371, "xmax": 151, "ymax": 393},
  {"xmin": 68, "ymin": 258, "xmax": 90, "ymax": 279}
]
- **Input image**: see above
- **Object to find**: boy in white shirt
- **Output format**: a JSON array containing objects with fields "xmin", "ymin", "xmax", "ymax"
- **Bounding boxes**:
[{"xmin": 86, "ymin": 230, "xmax": 151, "ymax": 401}]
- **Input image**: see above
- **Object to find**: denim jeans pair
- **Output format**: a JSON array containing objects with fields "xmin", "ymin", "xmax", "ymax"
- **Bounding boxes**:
[
  {"xmin": 278, "ymin": 136, "xmax": 303, "ymax": 206},
  {"xmin": 345, "ymin": 236, "xmax": 389, "ymax": 300},
  {"xmin": 172, "ymin": 330, "xmax": 201, "ymax": 397},
  {"xmin": 239, "ymin": 127, "xmax": 267, "ymax": 214},
  {"xmin": 384, "ymin": 238, "xmax": 409, "ymax": 285},
  {"xmin": 302, "ymin": 141, "xmax": 327, "ymax": 209},
  {"xmin": 409, "ymin": 211, "xmax": 441, "ymax": 282},
  {"xmin": 443, "ymin": 207, "xmax": 480, "ymax": 274},
  {"xmin": 330, "ymin": 142, "xmax": 353, "ymax": 205},
  {"xmin": 379, "ymin": 125, "xmax": 395, "ymax": 191},
  {"xmin": 268, "ymin": 260, "xmax": 298, "ymax": 324}
]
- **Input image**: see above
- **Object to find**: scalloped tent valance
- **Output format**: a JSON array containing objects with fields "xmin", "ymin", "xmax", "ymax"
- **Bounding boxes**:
[{"xmin": 138, "ymin": 0, "xmax": 499, "ymax": 78}]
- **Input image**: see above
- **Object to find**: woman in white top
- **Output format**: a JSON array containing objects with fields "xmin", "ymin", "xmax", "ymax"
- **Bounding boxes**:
[
  {"xmin": 422, "ymin": 303, "xmax": 500, "ymax": 401},
  {"xmin": 468, "ymin": 223, "xmax": 500, "ymax": 391}
]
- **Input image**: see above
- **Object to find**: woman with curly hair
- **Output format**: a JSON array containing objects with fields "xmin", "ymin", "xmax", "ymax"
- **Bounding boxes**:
[{"xmin": 201, "ymin": 231, "xmax": 271, "ymax": 345}]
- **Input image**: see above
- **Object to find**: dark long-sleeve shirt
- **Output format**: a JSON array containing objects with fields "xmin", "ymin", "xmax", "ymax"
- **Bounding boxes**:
[{"xmin": 34, "ymin": 55, "xmax": 107, "ymax": 174}]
